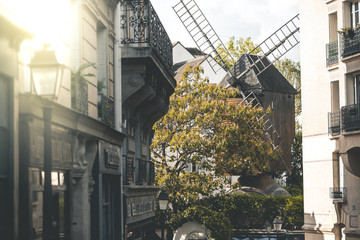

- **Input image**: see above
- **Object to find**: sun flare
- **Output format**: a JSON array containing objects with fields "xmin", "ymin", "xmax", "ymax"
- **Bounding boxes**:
[{"xmin": 1, "ymin": 0, "xmax": 71, "ymax": 53}]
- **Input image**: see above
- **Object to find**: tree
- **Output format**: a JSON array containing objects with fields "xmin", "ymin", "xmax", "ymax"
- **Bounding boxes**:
[
  {"xmin": 151, "ymin": 64, "xmax": 281, "ymax": 213},
  {"xmin": 216, "ymin": 36, "xmax": 260, "ymax": 69}
]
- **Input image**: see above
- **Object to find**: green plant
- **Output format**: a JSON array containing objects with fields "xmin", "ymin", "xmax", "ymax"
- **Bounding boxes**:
[
  {"xmin": 170, "ymin": 205, "xmax": 232, "ymax": 240},
  {"xmin": 196, "ymin": 193, "xmax": 304, "ymax": 230},
  {"xmin": 71, "ymin": 62, "xmax": 96, "ymax": 82}
]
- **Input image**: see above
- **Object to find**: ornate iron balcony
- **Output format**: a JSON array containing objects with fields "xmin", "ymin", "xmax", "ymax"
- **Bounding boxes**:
[
  {"xmin": 329, "ymin": 187, "xmax": 347, "ymax": 203},
  {"xmin": 120, "ymin": 0, "xmax": 173, "ymax": 74},
  {"xmin": 341, "ymin": 28, "xmax": 360, "ymax": 58},
  {"xmin": 71, "ymin": 77, "xmax": 88, "ymax": 114},
  {"xmin": 326, "ymin": 40, "xmax": 339, "ymax": 66},
  {"xmin": 328, "ymin": 110, "xmax": 340, "ymax": 135},
  {"xmin": 98, "ymin": 94, "xmax": 115, "ymax": 128},
  {"xmin": 136, "ymin": 158, "xmax": 147, "ymax": 185},
  {"xmin": 125, "ymin": 157, "xmax": 135, "ymax": 184},
  {"xmin": 342, "ymin": 103, "xmax": 360, "ymax": 132}
]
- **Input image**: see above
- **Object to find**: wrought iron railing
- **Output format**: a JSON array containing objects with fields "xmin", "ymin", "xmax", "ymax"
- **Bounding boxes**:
[
  {"xmin": 326, "ymin": 40, "xmax": 339, "ymax": 66},
  {"xmin": 328, "ymin": 110, "xmax": 341, "ymax": 135},
  {"xmin": 136, "ymin": 159, "xmax": 147, "ymax": 185},
  {"xmin": 342, "ymin": 103, "xmax": 360, "ymax": 132},
  {"xmin": 341, "ymin": 28, "xmax": 360, "ymax": 58},
  {"xmin": 120, "ymin": 0, "xmax": 173, "ymax": 74},
  {"xmin": 329, "ymin": 187, "xmax": 347, "ymax": 202},
  {"xmin": 98, "ymin": 94, "xmax": 115, "ymax": 128},
  {"xmin": 125, "ymin": 157, "xmax": 135, "ymax": 184},
  {"xmin": 71, "ymin": 77, "xmax": 88, "ymax": 114}
]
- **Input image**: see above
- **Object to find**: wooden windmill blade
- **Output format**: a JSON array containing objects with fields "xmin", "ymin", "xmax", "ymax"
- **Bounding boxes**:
[
  {"xmin": 236, "ymin": 14, "xmax": 300, "ymax": 79},
  {"xmin": 172, "ymin": 0, "xmax": 235, "ymax": 72}
]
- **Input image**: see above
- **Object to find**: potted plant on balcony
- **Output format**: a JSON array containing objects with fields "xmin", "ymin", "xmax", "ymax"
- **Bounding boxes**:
[{"xmin": 337, "ymin": 27, "xmax": 355, "ymax": 37}]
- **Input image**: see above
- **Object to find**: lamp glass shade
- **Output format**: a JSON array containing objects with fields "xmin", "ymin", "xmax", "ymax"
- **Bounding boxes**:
[
  {"xmin": 29, "ymin": 47, "xmax": 64, "ymax": 100},
  {"xmin": 158, "ymin": 199, "xmax": 169, "ymax": 211}
]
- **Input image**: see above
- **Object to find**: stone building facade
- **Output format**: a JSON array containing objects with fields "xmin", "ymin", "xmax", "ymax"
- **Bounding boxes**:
[
  {"xmin": 300, "ymin": 0, "xmax": 360, "ymax": 240},
  {"xmin": 0, "ymin": 0, "xmax": 175, "ymax": 239}
]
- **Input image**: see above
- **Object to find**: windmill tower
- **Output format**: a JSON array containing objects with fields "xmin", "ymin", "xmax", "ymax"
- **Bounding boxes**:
[{"xmin": 173, "ymin": 0, "xmax": 300, "ymax": 173}]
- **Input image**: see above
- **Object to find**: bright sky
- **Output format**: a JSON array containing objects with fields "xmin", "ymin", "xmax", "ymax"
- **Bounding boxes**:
[{"xmin": 151, "ymin": 0, "xmax": 300, "ymax": 61}]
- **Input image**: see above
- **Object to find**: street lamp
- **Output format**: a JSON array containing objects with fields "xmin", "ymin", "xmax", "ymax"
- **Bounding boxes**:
[
  {"xmin": 158, "ymin": 189, "xmax": 169, "ymax": 240},
  {"xmin": 29, "ymin": 45, "xmax": 64, "ymax": 240},
  {"xmin": 273, "ymin": 217, "xmax": 283, "ymax": 240}
]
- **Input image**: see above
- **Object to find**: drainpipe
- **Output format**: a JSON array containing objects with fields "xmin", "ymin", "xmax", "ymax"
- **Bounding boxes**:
[
  {"xmin": 333, "ymin": 151, "xmax": 343, "ymax": 240},
  {"xmin": 114, "ymin": 2, "xmax": 124, "ymax": 239}
]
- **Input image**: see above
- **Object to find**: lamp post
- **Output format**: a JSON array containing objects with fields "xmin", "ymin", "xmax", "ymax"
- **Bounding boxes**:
[
  {"xmin": 29, "ymin": 45, "xmax": 64, "ymax": 240},
  {"xmin": 273, "ymin": 217, "xmax": 283, "ymax": 240},
  {"xmin": 158, "ymin": 189, "xmax": 169, "ymax": 240}
]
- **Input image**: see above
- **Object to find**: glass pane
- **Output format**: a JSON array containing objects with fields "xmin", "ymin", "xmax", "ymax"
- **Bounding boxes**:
[
  {"xmin": 32, "ymin": 67, "xmax": 57, "ymax": 96},
  {"xmin": 0, "ymin": 128, "xmax": 9, "ymax": 176},
  {"xmin": 32, "ymin": 191, "xmax": 43, "ymax": 239},
  {"xmin": 0, "ymin": 178, "xmax": 9, "ymax": 238},
  {"xmin": 58, "ymin": 191, "xmax": 65, "ymax": 238},
  {"xmin": 51, "ymin": 172, "xmax": 59, "ymax": 186},
  {"xmin": 0, "ymin": 78, "xmax": 9, "ymax": 128}
]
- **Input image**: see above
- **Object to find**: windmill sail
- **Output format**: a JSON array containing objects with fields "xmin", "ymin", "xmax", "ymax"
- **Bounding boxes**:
[
  {"xmin": 173, "ymin": 0, "xmax": 300, "ymax": 172},
  {"xmin": 173, "ymin": 0, "xmax": 234, "ymax": 72}
]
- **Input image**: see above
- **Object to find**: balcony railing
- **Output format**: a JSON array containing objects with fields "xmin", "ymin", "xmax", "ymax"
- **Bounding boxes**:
[
  {"xmin": 120, "ymin": 0, "xmax": 173, "ymax": 74},
  {"xmin": 98, "ymin": 94, "xmax": 115, "ymax": 128},
  {"xmin": 342, "ymin": 103, "xmax": 360, "ymax": 132},
  {"xmin": 329, "ymin": 187, "xmax": 347, "ymax": 202},
  {"xmin": 328, "ymin": 104, "xmax": 360, "ymax": 135},
  {"xmin": 136, "ymin": 159, "xmax": 147, "ymax": 185},
  {"xmin": 125, "ymin": 157, "xmax": 135, "ymax": 184},
  {"xmin": 328, "ymin": 110, "xmax": 340, "ymax": 135},
  {"xmin": 326, "ymin": 40, "xmax": 339, "ymax": 66},
  {"xmin": 71, "ymin": 77, "xmax": 88, "ymax": 114},
  {"xmin": 341, "ymin": 28, "xmax": 360, "ymax": 58}
]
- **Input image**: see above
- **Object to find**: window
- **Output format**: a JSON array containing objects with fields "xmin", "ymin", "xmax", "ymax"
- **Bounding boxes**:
[
  {"xmin": 351, "ymin": 2, "xmax": 360, "ymax": 28},
  {"xmin": 354, "ymin": 75, "xmax": 360, "ymax": 104},
  {"xmin": 331, "ymin": 81, "xmax": 340, "ymax": 111}
]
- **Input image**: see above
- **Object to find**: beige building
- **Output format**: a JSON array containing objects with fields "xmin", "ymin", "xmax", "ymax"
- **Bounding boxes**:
[{"xmin": 300, "ymin": 1, "xmax": 360, "ymax": 240}]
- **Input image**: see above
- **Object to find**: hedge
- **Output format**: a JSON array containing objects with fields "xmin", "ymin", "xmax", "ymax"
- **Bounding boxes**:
[
  {"xmin": 170, "ymin": 205, "xmax": 232, "ymax": 240},
  {"xmin": 197, "ymin": 193, "xmax": 304, "ymax": 230}
]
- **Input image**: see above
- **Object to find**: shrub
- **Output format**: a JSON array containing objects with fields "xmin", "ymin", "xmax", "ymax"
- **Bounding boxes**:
[{"xmin": 170, "ymin": 205, "xmax": 232, "ymax": 240}]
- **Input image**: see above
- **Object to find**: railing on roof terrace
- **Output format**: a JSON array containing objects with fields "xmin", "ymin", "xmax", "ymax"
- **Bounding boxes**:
[
  {"xmin": 328, "ymin": 110, "xmax": 340, "ymax": 135},
  {"xmin": 341, "ymin": 28, "xmax": 360, "ymax": 58},
  {"xmin": 342, "ymin": 103, "xmax": 360, "ymax": 132},
  {"xmin": 326, "ymin": 40, "xmax": 339, "ymax": 66},
  {"xmin": 120, "ymin": 0, "xmax": 173, "ymax": 74}
]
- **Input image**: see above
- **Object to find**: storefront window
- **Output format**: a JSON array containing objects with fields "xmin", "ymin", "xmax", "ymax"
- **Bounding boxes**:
[{"xmin": 29, "ymin": 169, "xmax": 68, "ymax": 240}]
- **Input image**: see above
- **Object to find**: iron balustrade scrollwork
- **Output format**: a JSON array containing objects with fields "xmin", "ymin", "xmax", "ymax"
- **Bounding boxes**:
[
  {"xmin": 120, "ymin": 0, "xmax": 173, "ymax": 74},
  {"xmin": 342, "ymin": 103, "xmax": 360, "ymax": 132},
  {"xmin": 328, "ymin": 110, "xmax": 340, "ymax": 135},
  {"xmin": 71, "ymin": 77, "xmax": 88, "ymax": 115},
  {"xmin": 98, "ymin": 94, "xmax": 115, "ymax": 128},
  {"xmin": 126, "ymin": 157, "xmax": 135, "ymax": 184},
  {"xmin": 341, "ymin": 27, "xmax": 360, "ymax": 58},
  {"xmin": 326, "ymin": 40, "xmax": 339, "ymax": 66}
]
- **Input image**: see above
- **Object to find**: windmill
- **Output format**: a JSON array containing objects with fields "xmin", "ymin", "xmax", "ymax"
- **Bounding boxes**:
[{"xmin": 173, "ymin": 0, "xmax": 300, "ymax": 172}]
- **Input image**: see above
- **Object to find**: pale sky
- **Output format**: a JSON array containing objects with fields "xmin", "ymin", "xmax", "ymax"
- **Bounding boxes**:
[{"xmin": 151, "ymin": 0, "xmax": 300, "ymax": 61}]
